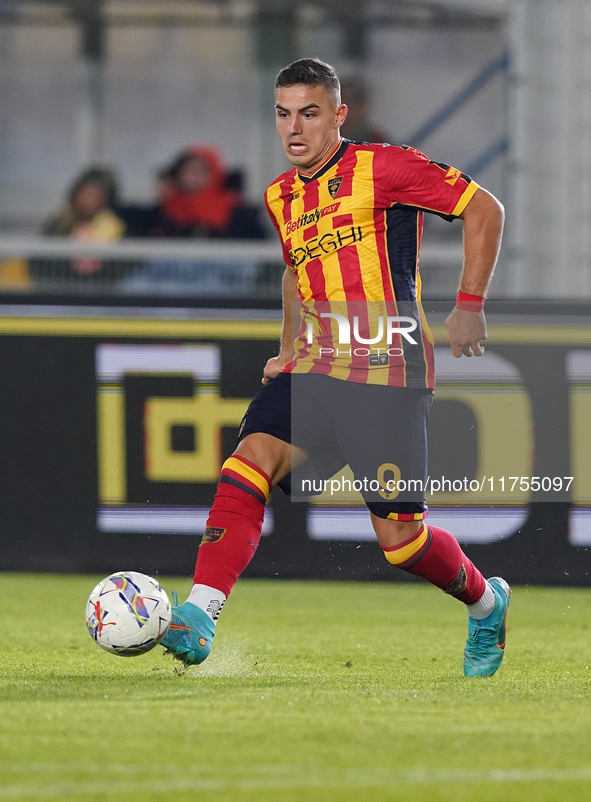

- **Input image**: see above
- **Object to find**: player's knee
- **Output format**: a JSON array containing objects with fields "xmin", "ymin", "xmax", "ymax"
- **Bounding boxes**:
[
  {"xmin": 370, "ymin": 512, "xmax": 424, "ymax": 549},
  {"xmin": 234, "ymin": 433, "xmax": 292, "ymax": 485}
]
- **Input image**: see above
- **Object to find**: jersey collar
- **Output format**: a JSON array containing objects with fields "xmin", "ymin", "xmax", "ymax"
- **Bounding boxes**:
[{"xmin": 297, "ymin": 139, "xmax": 349, "ymax": 184}]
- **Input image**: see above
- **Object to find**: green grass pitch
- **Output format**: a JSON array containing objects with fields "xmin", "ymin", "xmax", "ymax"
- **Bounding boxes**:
[{"xmin": 1, "ymin": 574, "xmax": 591, "ymax": 801}]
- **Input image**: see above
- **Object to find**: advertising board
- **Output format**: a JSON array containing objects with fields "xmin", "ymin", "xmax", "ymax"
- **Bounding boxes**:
[{"xmin": 0, "ymin": 302, "xmax": 588, "ymax": 584}]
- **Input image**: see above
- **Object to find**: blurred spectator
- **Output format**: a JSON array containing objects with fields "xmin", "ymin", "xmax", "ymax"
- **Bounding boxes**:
[
  {"xmin": 44, "ymin": 167, "xmax": 125, "ymax": 241},
  {"xmin": 120, "ymin": 144, "xmax": 267, "ymax": 240},
  {"xmin": 42, "ymin": 167, "xmax": 126, "ymax": 278},
  {"xmin": 30, "ymin": 167, "xmax": 132, "ymax": 285},
  {"xmin": 340, "ymin": 77, "xmax": 389, "ymax": 144},
  {"xmin": 119, "ymin": 146, "xmax": 268, "ymax": 296},
  {"xmin": 162, "ymin": 145, "xmax": 239, "ymax": 236}
]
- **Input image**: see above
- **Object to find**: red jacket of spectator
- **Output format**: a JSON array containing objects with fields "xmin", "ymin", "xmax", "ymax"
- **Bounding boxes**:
[{"xmin": 162, "ymin": 145, "xmax": 240, "ymax": 234}]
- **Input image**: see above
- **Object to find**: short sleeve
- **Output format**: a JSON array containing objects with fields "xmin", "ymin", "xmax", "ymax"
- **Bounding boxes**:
[
  {"xmin": 374, "ymin": 144, "xmax": 479, "ymax": 220},
  {"xmin": 264, "ymin": 190, "xmax": 294, "ymax": 269}
]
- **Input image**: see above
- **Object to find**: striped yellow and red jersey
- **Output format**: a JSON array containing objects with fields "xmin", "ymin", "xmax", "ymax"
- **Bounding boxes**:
[{"xmin": 264, "ymin": 139, "xmax": 478, "ymax": 389}]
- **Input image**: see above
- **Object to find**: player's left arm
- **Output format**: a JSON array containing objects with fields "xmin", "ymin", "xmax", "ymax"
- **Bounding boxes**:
[
  {"xmin": 375, "ymin": 147, "xmax": 504, "ymax": 359},
  {"xmin": 445, "ymin": 187, "xmax": 505, "ymax": 358}
]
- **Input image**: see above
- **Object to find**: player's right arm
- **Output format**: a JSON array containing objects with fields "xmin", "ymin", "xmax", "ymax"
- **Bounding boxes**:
[{"xmin": 262, "ymin": 266, "xmax": 298, "ymax": 384}]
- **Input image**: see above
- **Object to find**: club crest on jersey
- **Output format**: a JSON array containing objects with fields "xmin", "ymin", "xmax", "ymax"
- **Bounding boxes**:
[
  {"xmin": 201, "ymin": 526, "xmax": 226, "ymax": 545},
  {"xmin": 328, "ymin": 176, "xmax": 343, "ymax": 198}
]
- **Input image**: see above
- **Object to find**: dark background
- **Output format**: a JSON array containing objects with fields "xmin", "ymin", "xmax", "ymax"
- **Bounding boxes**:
[{"xmin": 0, "ymin": 298, "xmax": 587, "ymax": 585}]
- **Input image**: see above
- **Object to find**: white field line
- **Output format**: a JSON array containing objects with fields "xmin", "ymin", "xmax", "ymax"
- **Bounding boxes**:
[{"xmin": 1, "ymin": 766, "xmax": 591, "ymax": 798}]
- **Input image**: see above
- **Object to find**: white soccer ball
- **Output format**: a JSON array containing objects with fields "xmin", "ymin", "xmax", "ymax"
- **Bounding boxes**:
[{"xmin": 86, "ymin": 571, "xmax": 171, "ymax": 657}]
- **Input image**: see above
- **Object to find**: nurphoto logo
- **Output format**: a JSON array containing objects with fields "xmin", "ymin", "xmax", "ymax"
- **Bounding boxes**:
[{"xmin": 304, "ymin": 312, "xmax": 418, "ymax": 345}]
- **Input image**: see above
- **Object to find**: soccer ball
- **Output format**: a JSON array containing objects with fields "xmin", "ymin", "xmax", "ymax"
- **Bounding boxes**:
[{"xmin": 86, "ymin": 571, "xmax": 172, "ymax": 657}]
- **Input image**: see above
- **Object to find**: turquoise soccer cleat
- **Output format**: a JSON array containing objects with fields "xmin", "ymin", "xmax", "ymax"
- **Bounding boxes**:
[
  {"xmin": 160, "ymin": 593, "xmax": 215, "ymax": 666},
  {"xmin": 463, "ymin": 577, "xmax": 511, "ymax": 677}
]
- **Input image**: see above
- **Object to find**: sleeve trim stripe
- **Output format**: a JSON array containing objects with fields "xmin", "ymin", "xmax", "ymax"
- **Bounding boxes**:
[{"xmin": 451, "ymin": 181, "xmax": 480, "ymax": 217}]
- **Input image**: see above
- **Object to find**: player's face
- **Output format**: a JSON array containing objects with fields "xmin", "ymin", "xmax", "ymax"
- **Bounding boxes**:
[{"xmin": 275, "ymin": 84, "xmax": 347, "ymax": 174}]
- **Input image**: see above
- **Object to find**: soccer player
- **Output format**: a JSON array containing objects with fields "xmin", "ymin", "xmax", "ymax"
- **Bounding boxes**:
[{"xmin": 161, "ymin": 58, "xmax": 509, "ymax": 677}]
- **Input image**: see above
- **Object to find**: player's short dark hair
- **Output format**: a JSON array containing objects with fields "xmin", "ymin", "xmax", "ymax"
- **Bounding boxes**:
[{"xmin": 275, "ymin": 58, "xmax": 340, "ymax": 99}]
